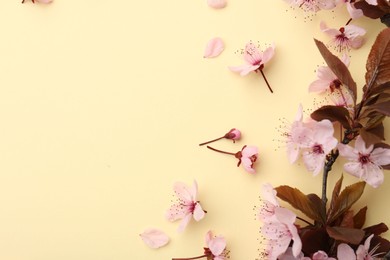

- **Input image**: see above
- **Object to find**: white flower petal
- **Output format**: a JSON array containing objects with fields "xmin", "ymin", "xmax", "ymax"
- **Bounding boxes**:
[{"xmin": 140, "ymin": 228, "xmax": 170, "ymax": 249}]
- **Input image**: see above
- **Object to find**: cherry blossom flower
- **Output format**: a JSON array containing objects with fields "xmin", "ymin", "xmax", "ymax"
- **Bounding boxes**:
[
  {"xmin": 199, "ymin": 128, "xmax": 241, "ymax": 146},
  {"xmin": 204, "ymin": 37, "xmax": 225, "ymax": 58},
  {"xmin": 338, "ymin": 136, "xmax": 390, "ymax": 188},
  {"xmin": 207, "ymin": 0, "xmax": 227, "ymax": 9},
  {"xmin": 258, "ymin": 183, "xmax": 280, "ymax": 222},
  {"xmin": 229, "ymin": 42, "xmax": 275, "ymax": 93},
  {"xmin": 206, "ymin": 145, "xmax": 259, "ymax": 173},
  {"xmin": 278, "ymin": 248, "xmax": 310, "ymax": 260},
  {"xmin": 284, "ymin": 0, "xmax": 337, "ymax": 12},
  {"xmin": 300, "ymin": 120, "xmax": 338, "ymax": 176},
  {"xmin": 22, "ymin": 0, "xmax": 53, "ymax": 3},
  {"xmin": 320, "ymin": 21, "xmax": 366, "ymax": 52},
  {"xmin": 337, "ymin": 234, "xmax": 380, "ymax": 260},
  {"xmin": 140, "ymin": 228, "xmax": 170, "ymax": 249},
  {"xmin": 309, "ymin": 54, "xmax": 350, "ymax": 93},
  {"xmin": 262, "ymin": 207, "xmax": 302, "ymax": 260},
  {"xmin": 172, "ymin": 230, "xmax": 230, "ymax": 260},
  {"xmin": 166, "ymin": 180, "xmax": 206, "ymax": 232}
]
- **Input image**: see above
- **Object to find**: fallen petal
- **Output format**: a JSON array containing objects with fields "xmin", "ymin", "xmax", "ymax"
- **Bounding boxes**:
[
  {"xmin": 204, "ymin": 37, "xmax": 224, "ymax": 58},
  {"xmin": 207, "ymin": 0, "xmax": 227, "ymax": 9},
  {"xmin": 140, "ymin": 228, "xmax": 170, "ymax": 249}
]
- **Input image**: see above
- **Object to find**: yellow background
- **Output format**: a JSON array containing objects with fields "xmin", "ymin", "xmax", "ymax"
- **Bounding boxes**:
[{"xmin": 0, "ymin": 1, "xmax": 387, "ymax": 259}]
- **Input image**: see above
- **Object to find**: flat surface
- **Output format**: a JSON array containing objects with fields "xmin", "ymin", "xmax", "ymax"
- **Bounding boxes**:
[{"xmin": 0, "ymin": 1, "xmax": 387, "ymax": 259}]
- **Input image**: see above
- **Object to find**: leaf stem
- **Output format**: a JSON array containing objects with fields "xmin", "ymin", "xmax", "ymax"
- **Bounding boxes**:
[
  {"xmin": 296, "ymin": 216, "xmax": 314, "ymax": 226},
  {"xmin": 321, "ymin": 131, "xmax": 355, "ymax": 210},
  {"xmin": 172, "ymin": 255, "xmax": 206, "ymax": 260},
  {"xmin": 260, "ymin": 70, "xmax": 273, "ymax": 93},
  {"xmin": 206, "ymin": 146, "xmax": 236, "ymax": 156},
  {"xmin": 199, "ymin": 136, "xmax": 224, "ymax": 146}
]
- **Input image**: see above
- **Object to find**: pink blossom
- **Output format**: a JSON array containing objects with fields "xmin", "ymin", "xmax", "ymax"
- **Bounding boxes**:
[
  {"xmin": 236, "ymin": 145, "xmax": 259, "ymax": 174},
  {"xmin": 262, "ymin": 207, "xmax": 302, "ymax": 260},
  {"xmin": 166, "ymin": 180, "xmax": 206, "ymax": 232},
  {"xmin": 320, "ymin": 21, "xmax": 366, "ymax": 52},
  {"xmin": 309, "ymin": 54, "xmax": 350, "ymax": 93},
  {"xmin": 285, "ymin": 104, "xmax": 310, "ymax": 164},
  {"xmin": 258, "ymin": 183, "xmax": 280, "ymax": 222},
  {"xmin": 338, "ymin": 136, "xmax": 390, "ymax": 188},
  {"xmin": 204, "ymin": 37, "xmax": 225, "ymax": 58},
  {"xmin": 301, "ymin": 120, "xmax": 338, "ymax": 176},
  {"xmin": 312, "ymin": 251, "xmax": 336, "ymax": 260},
  {"xmin": 278, "ymin": 247, "xmax": 310, "ymax": 260},
  {"xmin": 199, "ymin": 128, "xmax": 241, "ymax": 146},
  {"xmin": 229, "ymin": 42, "xmax": 275, "ymax": 76},
  {"xmin": 206, "ymin": 145, "xmax": 259, "ymax": 173},
  {"xmin": 207, "ymin": 0, "xmax": 227, "ymax": 9},
  {"xmin": 205, "ymin": 230, "xmax": 230, "ymax": 260},
  {"xmin": 337, "ymin": 234, "xmax": 378, "ymax": 260},
  {"xmin": 284, "ymin": 0, "xmax": 337, "ymax": 12},
  {"xmin": 140, "ymin": 228, "xmax": 170, "ymax": 249}
]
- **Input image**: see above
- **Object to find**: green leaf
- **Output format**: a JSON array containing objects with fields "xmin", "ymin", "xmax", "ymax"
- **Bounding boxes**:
[
  {"xmin": 326, "ymin": 226, "xmax": 364, "ymax": 245},
  {"xmin": 314, "ymin": 39, "xmax": 357, "ymax": 104},
  {"xmin": 275, "ymin": 185, "xmax": 325, "ymax": 224},
  {"xmin": 311, "ymin": 105, "xmax": 352, "ymax": 129},
  {"xmin": 327, "ymin": 182, "xmax": 366, "ymax": 224}
]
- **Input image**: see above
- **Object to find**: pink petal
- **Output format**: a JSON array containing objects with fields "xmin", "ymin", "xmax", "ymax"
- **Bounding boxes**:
[
  {"xmin": 207, "ymin": 0, "xmax": 227, "ymax": 9},
  {"xmin": 308, "ymin": 79, "xmax": 332, "ymax": 93},
  {"xmin": 355, "ymin": 136, "xmax": 373, "ymax": 154},
  {"xmin": 371, "ymin": 147, "xmax": 390, "ymax": 166},
  {"xmin": 337, "ymin": 243, "xmax": 356, "ymax": 260},
  {"xmin": 193, "ymin": 203, "xmax": 205, "ymax": 221},
  {"xmin": 208, "ymin": 237, "xmax": 226, "ymax": 256},
  {"xmin": 204, "ymin": 37, "xmax": 225, "ymax": 58},
  {"xmin": 274, "ymin": 207, "xmax": 296, "ymax": 225},
  {"xmin": 140, "ymin": 228, "xmax": 170, "ymax": 249},
  {"xmin": 347, "ymin": 3, "xmax": 363, "ymax": 19},
  {"xmin": 173, "ymin": 182, "xmax": 194, "ymax": 203},
  {"xmin": 365, "ymin": 0, "xmax": 377, "ymax": 5},
  {"xmin": 166, "ymin": 204, "xmax": 187, "ymax": 221},
  {"xmin": 320, "ymin": 21, "xmax": 340, "ymax": 37},
  {"xmin": 362, "ymin": 164, "xmax": 384, "ymax": 188},
  {"xmin": 338, "ymin": 143, "xmax": 358, "ymax": 161},
  {"xmin": 229, "ymin": 64, "xmax": 259, "ymax": 76},
  {"xmin": 192, "ymin": 180, "xmax": 199, "ymax": 201},
  {"xmin": 241, "ymin": 157, "xmax": 256, "ymax": 173},
  {"xmin": 261, "ymin": 44, "xmax": 275, "ymax": 65},
  {"xmin": 205, "ymin": 230, "xmax": 213, "ymax": 245},
  {"xmin": 261, "ymin": 183, "xmax": 279, "ymax": 206},
  {"xmin": 243, "ymin": 42, "xmax": 262, "ymax": 65},
  {"xmin": 177, "ymin": 213, "xmax": 192, "ymax": 233}
]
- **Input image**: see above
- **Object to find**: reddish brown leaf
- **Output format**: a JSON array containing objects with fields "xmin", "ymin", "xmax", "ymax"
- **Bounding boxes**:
[
  {"xmin": 275, "ymin": 185, "xmax": 325, "ymax": 224},
  {"xmin": 355, "ymin": 0, "xmax": 386, "ymax": 18},
  {"xmin": 311, "ymin": 105, "xmax": 352, "ymax": 129},
  {"xmin": 328, "ymin": 182, "xmax": 366, "ymax": 224},
  {"xmin": 360, "ymin": 123, "xmax": 385, "ymax": 146},
  {"xmin": 327, "ymin": 175, "xmax": 343, "ymax": 223},
  {"xmin": 299, "ymin": 227, "xmax": 330, "ymax": 256},
  {"xmin": 364, "ymin": 222, "xmax": 389, "ymax": 236},
  {"xmin": 365, "ymin": 28, "xmax": 390, "ymax": 93},
  {"xmin": 370, "ymin": 236, "xmax": 390, "ymax": 258},
  {"xmin": 370, "ymin": 100, "xmax": 390, "ymax": 116},
  {"xmin": 307, "ymin": 193, "xmax": 326, "ymax": 223},
  {"xmin": 315, "ymin": 39, "xmax": 357, "ymax": 104},
  {"xmin": 353, "ymin": 206, "xmax": 367, "ymax": 229},
  {"xmin": 326, "ymin": 226, "xmax": 364, "ymax": 245},
  {"xmin": 340, "ymin": 210, "xmax": 355, "ymax": 228}
]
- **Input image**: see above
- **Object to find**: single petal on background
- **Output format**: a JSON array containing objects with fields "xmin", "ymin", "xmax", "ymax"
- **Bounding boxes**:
[
  {"xmin": 140, "ymin": 228, "xmax": 170, "ymax": 249},
  {"xmin": 204, "ymin": 37, "xmax": 225, "ymax": 58},
  {"xmin": 207, "ymin": 0, "xmax": 227, "ymax": 9}
]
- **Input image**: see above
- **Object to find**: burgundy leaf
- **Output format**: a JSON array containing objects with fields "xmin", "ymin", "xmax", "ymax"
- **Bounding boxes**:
[
  {"xmin": 360, "ymin": 122, "xmax": 385, "ymax": 146},
  {"xmin": 311, "ymin": 105, "xmax": 352, "ymax": 129},
  {"xmin": 328, "ymin": 182, "xmax": 366, "ymax": 224},
  {"xmin": 354, "ymin": 0, "xmax": 386, "ymax": 19},
  {"xmin": 300, "ymin": 227, "xmax": 330, "ymax": 256},
  {"xmin": 370, "ymin": 100, "xmax": 390, "ymax": 116},
  {"xmin": 353, "ymin": 206, "xmax": 367, "ymax": 229},
  {"xmin": 327, "ymin": 175, "xmax": 343, "ymax": 223},
  {"xmin": 314, "ymin": 39, "xmax": 357, "ymax": 104},
  {"xmin": 327, "ymin": 226, "xmax": 364, "ymax": 245},
  {"xmin": 275, "ymin": 185, "xmax": 325, "ymax": 224},
  {"xmin": 370, "ymin": 236, "xmax": 390, "ymax": 258},
  {"xmin": 364, "ymin": 222, "xmax": 389, "ymax": 236},
  {"xmin": 340, "ymin": 210, "xmax": 355, "ymax": 228},
  {"xmin": 365, "ymin": 28, "xmax": 390, "ymax": 93}
]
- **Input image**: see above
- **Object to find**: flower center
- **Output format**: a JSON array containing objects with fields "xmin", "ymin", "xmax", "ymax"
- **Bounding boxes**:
[
  {"xmin": 359, "ymin": 153, "xmax": 371, "ymax": 165},
  {"xmin": 330, "ymin": 79, "xmax": 342, "ymax": 92},
  {"xmin": 312, "ymin": 144, "xmax": 324, "ymax": 154}
]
